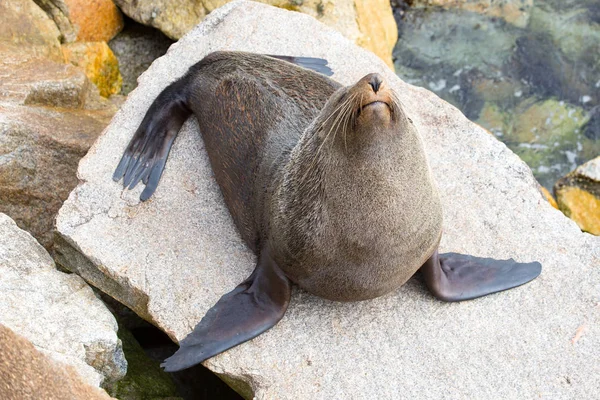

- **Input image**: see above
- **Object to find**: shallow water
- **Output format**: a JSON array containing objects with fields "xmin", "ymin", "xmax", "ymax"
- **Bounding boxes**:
[{"xmin": 392, "ymin": 0, "xmax": 600, "ymax": 190}]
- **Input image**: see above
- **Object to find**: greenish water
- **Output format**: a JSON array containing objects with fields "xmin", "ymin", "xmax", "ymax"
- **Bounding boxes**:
[{"xmin": 392, "ymin": 0, "xmax": 600, "ymax": 190}]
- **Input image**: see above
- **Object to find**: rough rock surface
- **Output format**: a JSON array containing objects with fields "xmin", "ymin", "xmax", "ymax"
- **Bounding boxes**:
[
  {"xmin": 62, "ymin": 41, "xmax": 123, "ymax": 97},
  {"xmin": 56, "ymin": 2, "xmax": 600, "ymax": 399},
  {"xmin": 34, "ymin": 0, "xmax": 124, "ymax": 43},
  {"xmin": 0, "ymin": 42, "xmax": 118, "ymax": 248},
  {"xmin": 0, "ymin": 0, "xmax": 63, "ymax": 62},
  {"xmin": 0, "ymin": 213, "xmax": 127, "ymax": 388},
  {"xmin": 555, "ymin": 156, "xmax": 600, "ymax": 235},
  {"xmin": 113, "ymin": 0, "xmax": 396, "ymax": 67},
  {"xmin": 0, "ymin": 325, "xmax": 116, "ymax": 400}
]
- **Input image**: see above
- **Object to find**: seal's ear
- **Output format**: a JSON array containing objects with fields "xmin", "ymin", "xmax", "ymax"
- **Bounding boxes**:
[
  {"xmin": 161, "ymin": 248, "xmax": 291, "ymax": 372},
  {"xmin": 266, "ymin": 55, "xmax": 334, "ymax": 76}
]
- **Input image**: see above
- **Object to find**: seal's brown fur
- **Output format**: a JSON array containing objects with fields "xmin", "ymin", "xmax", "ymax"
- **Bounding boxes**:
[
  {"xmin": 116, "ymin": 52, "xmax": 541, "ymax": 371},
  {"xmin": 185, "ymin": 53, "xmax": 442, "ymax": 301},
  {"xmin": 270, "ymin": 74, "xmax": 443, "ymax": 300}
]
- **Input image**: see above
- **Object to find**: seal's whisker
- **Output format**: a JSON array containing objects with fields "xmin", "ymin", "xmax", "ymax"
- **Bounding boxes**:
[
  {"xmin": 330, "ymin": 94, "xmax": 357, "ymax": 156},
  {"xmin": 300, "ymin": 93, "xmax": 356, "ymax": 183}
]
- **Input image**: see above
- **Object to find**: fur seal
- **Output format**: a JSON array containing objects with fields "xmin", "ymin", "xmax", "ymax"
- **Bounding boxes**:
[{"xmin": 113, "ymin": 51, "xmax": 541, "ymax": 371}]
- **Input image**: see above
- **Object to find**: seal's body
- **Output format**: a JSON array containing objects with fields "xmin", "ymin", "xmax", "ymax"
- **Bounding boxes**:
[{"xmin": 113, "ymin": 51, "xmax": 541, "ymax": 372}]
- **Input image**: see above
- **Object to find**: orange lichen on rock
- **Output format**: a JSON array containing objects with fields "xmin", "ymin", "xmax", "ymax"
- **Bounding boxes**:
[
  {"xmin": 64, "ymin": 0, "xmax": 124, "ymax": 42},
  {"xmin": 555, "ymin": 186, "xmax": 600, "ymax": 235},
  {"xmin": 62, "ymin": 42, "xmax": 122, "ymax": 97}
]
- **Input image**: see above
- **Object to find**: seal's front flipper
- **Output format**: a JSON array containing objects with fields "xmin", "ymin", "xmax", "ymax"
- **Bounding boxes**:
[
  {"xmin": 113, "ymin": 80, "xmax": 191, "ymax": 201},
  {"xmin": 161, "ymin": 249, "xmax": 291, "ymax": 372},
  {"xmin": 421, "ymin": 250, "xmax": 541, "ymax": 302},
  {"xmin": 266, "ymin": 55, "xmax": 334, "ymax": 76}
]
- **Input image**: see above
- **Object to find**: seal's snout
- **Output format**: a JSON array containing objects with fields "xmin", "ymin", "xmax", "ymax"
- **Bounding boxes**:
[{"xmin": 368, "ymin": 74, "xmax": 383, "ymax": 93}]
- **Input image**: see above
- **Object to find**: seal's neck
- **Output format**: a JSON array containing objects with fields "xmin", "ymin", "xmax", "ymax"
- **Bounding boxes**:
[{"xmin": 272, "ymin": 117, "xmax": 437, "ymax": 261}]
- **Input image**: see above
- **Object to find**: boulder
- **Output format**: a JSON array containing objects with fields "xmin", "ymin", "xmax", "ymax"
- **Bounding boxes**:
[
  {"xmin": 62, "ymin": 41, "xmax": 123, "ymax": 97},
  {"xmin": 0, "ymin": 213, "xmax": 127, "ymax": 388},
  {"xmin": 0, "ymin": 0, "xmax": 63, "ymax": 62},
  {"xmin": 56, "ymin": 2, "xmax": 600, "ymax": 399},
  {"xmin": 0, "ymin": 101, "xmax": 115, "ymax": 248},
  {"xmin": 0, "ymin": 324, "xmax": 115, "ymax": 400},
  {"xmin": 555, "ymin": 156, "xmax": 600, "ymax": 235},
  {"xmin": 33, "ymin": 0, "xmax": 124, "ymax": 43},
  {"xmin": 112, "ymin": 0, "xmax": 396, "ymax": 67},
  {"xmin": 0, "ymin": 45, "xmax": 118, "ymax": 248}
]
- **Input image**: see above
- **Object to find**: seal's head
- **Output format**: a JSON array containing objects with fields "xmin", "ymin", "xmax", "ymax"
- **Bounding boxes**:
[{"xmin": 312, "ymin": 73, "xmax": 408, "ymax": 153}]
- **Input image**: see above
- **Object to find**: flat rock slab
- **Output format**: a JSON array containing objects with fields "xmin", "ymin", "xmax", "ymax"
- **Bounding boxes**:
[
  {"xmin": 56, "ymin": 1, "xmax": 600, "ymax": 398},
  {"xmin": 0, "ymin": 213, "xmax": 126, "ymax": 388}
]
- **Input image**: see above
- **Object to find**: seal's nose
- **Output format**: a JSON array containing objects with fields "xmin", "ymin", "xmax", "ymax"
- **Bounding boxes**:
[{"xmin": 368, "ymin": 74, "xmax": 383, "ymax": 93}]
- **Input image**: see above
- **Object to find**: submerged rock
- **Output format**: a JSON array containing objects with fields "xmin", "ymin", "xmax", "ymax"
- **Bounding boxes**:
[
  {"xmin": 0, "ymin": 213, "xmax": 126, "ymax": 388},
  {"xmin": 555, "ymin": 157, "xmax": 600, "ymax": 235},
  {"xmin": 393, "ymin": 0, "xmax": 600, "ymax": 193},
  {"xmin": 409, "ymin": 0, "xmax": 534, "ymax": 27},
  {"xmin": 476, "ymin": 97, "xmax": 598, "ymax": 190},
  {"xmin": 56, "ymin": 2, "xmax": 599, "ymax": 398}
]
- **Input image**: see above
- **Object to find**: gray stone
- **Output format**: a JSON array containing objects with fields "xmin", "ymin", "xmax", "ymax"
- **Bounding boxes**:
[
  {"xmin": 576, "ymin": 156, "xmax": 600, "ymax": 182},
  {"xmin": 0, "ymin": 213, "xmax": 127, "ymax": 388},
  {"xmin": 0, "ymin": 43, "xmax": 118, "ymax": 249},
  {"xmin": 56, "ymin": 1, "xmax": 600, "ymax": 398}
]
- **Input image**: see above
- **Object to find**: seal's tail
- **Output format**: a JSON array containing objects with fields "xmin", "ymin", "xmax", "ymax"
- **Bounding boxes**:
[{"xmin": 113, "ymin": 80, "xmax": 191, "ymax": 201}]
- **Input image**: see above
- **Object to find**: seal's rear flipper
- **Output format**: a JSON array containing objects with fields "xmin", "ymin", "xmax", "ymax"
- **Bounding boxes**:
[
  {"xmin": 266, "ymin": 55, "xmax": 334, "ymax": 76},
  {"xmin": 161, "ymin": 249, "xmax": 291, "ymax": 372},
  {"xmin": 113, "ymin": 80, "xmax": 191, "ymax": 201},
  {"xmin": 421, "ymin": 250, "xmax": 541, "ymax": 302}
]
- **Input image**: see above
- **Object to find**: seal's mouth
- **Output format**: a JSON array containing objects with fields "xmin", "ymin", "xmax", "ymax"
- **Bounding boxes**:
[{"xmin": 361, "ymin": 100, "xmax": 390, "ymax": 111}]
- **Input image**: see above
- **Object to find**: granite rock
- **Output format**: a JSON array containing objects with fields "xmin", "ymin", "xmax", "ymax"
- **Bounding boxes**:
[
  {"xmin": 0, "ymin": 324, "xmax": 116, "ymax": 399},
  {"xmin": 56, "ymin": 2, "xmax": 600, "ymax": 399},
  {"xmin": 62, "ymin": 41, "xmax": 123, "ymax": 97},
  {"xmin": 0, "ymin": 213, "xmax": 127, "ymax": 388},
  {"xmin": 0, "ymin": 43, "xmax": 118, "ymax": 248},
  {"xmin": 33, "ymin": 0, "xmax": 124, "ymax": 43},
  {"xmin": 0, "ymin": 0, "xmax": 63, "ymax": 61},
  {"xmin": 112, "ymin": 0, "xmax": 396, "ymax": 67}
]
